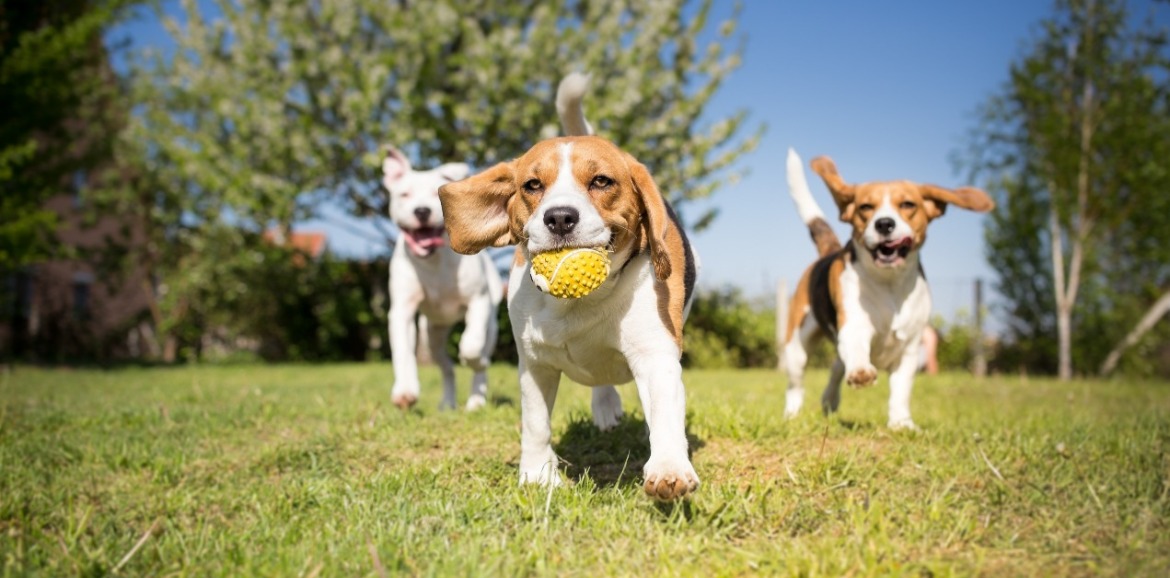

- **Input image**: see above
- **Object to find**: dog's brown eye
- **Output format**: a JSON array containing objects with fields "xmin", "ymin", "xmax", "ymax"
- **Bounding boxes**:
[
  {"xmin": 900, "ymin": 201, "xmax": 916, "ymax": 210},
  {"xmin": 590, "ymin": 175, "xmax": 613, "ymax": 189},
  {"xmin": 858, "ymin": 203, "xmax": 875, "ymax": 213},
  {"xmin": 523, "ymin": 178, "xmax": 543, "ymax": 193}
]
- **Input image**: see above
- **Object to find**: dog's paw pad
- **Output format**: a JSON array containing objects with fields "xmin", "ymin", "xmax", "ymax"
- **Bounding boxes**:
[
  {"xmin": 391, "ymin": 393, "xmax": 418, "ymax": 410},
  {"xmin": 846, "ymin": 366, "xmax": 878, "ymax": 388},
  {"xmin": 643, "ymin": 459, "xmax": 699, "ymax": 501}
]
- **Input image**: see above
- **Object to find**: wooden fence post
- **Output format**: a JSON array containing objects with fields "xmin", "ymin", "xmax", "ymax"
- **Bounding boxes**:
[
  {"xmin": 973, "ymin": 278, "xmax": 987, "ymax": 378},
  {"xmin": 776, "ymin": 279, "xmax": 787, "ymax": 371}
]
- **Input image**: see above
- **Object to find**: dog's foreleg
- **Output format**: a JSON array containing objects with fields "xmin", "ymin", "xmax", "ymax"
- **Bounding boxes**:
[
  {"xmin": 837, "ymin": 321, "xmax": 878, "ymax": 387},
  {"xmin": 459, "ymin": 293, "xmax": 498, "ymax": 411},
  {"xmin": 590, "ymin": 386, "xmax": 623, "ymax": 431},
  {"xmin": 822, "ymin": 358, "xmax": 846, "ymax": 415},
  {"xmin": 887, "ymin": 344, "xmax": 920, "ymax": 430},
  {"xmin": 631, "ymin": 354, "xmax": 699, "ymax": 501},
  {"xmin": 389, "ymin": 300, "xmax": 422, "ymax": 409},
  {"xmin": 518, "ymin": 361, "xmax": 563, "ymax": 487},
  {"xmin": 425, "ymin": 321, "xmax": 456, "ymax": 410}
]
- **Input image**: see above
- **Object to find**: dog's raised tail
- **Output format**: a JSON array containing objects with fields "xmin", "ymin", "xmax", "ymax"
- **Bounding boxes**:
[
  {"xmin": 556, "ymin": 72, "xmax": 594, "ymax": 137},
  {"xmin": 787, "ymin": 148, "xmax": 841, "ymax": 257}
]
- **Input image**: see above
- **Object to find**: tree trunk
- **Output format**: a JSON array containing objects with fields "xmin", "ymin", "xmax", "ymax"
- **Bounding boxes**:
[
  {"xmin": 1047, "ymin": 76, "xmax": 1096, "ymax": 381},
  {"xmin": 1049, "ymin": 206, "xmax": 1075, "ymax": 381},
  {"xmin": 1099, "ymin": 290, "xmax": 1170, "ymax": 376}
]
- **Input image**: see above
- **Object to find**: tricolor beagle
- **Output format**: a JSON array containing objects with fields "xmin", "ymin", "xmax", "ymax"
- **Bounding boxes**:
[
  {"xmin": 782, "ymin": 149, "xmax": 993, "ymax": 429},
  {"xmin": 438, "ymin": 74, "xmax": 700, "ymax": 501}
]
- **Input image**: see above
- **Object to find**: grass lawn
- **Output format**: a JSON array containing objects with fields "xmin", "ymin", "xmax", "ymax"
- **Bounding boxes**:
[{"xmin": 1, "ymin": 363, "xmax": 1168, "ymax": 576}]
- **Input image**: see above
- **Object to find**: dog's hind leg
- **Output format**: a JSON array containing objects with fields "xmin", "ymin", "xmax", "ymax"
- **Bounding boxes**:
[
  {"xmin": 591, "ymin": 386, "xmax": 623, "ymax": 431},
  {"xmin": 784, "ymin": 313, "xmax": 819, "ymax": 418},
  {"xmin": 822, "ymin": 358, "xmax": 845, "ymax": 415},
  {"xmin": 426, "ymin": 320, "xmax": 457, "ymax": 410},
  {"xmin": 459, "ymin": 293, "xmax": 499, "ymax": 411}
]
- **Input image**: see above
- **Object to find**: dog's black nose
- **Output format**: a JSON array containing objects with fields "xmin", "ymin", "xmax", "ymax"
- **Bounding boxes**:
[
  {"xmin": 414, "ymin": 207, "xmax": 432, "ymax": 224},
  {"xmin": 544, "ymin": 207, "xmax": 579, "ymax": 236},
  {"xmin": 875, "ymin": 217, "xmax": 895, "ymax": 235}
]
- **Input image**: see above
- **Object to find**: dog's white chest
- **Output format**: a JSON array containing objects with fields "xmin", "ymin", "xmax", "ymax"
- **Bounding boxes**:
[
  {"xmin": 393, "ymin": 244, "xmax": 497, "ymax": 326},
  {"xmin": 508, "ymin": 261, "xmax": 652, "ymax": 386},
  {"xmin": 842, "ymin": 263, "xmax": 932, "ymax": 370}
]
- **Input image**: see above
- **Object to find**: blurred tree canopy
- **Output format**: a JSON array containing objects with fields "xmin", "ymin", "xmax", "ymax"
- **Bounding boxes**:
[
  {"xmin": 683, "ymin": 287, "xmax": 777, "ymax": 369},
  {"xmin": 963, "ymin": 0, "xmax": 1170, "ymax": 378},
  {"xmin": 97, "ymin": 0, "xmax": 761, "ymax": 361},
  {"xmin": 0, "ymin": 0, "xmax": 132, "ymax": 269}
]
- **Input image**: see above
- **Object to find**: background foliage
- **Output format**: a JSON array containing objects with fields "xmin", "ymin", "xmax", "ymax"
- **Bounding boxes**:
[
  {"xmin": 92, "ymin": 0, "xmax": 762, "ymax": 361},
  {"xmin": 963, "ymin": 0, "xmax": 1170, "ymax": 377},
  {"xmin": 0, "ymin": 0, "xmax": 131, "ymax": 269}
]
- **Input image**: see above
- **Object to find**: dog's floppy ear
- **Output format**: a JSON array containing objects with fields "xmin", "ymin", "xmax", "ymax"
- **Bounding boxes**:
[
  {"xmin": 810, "ymin": 156, "xmax": 858, "ymax": 222},
  {"xmin": 625, "ymin": 155, "xmax": 673, "ymax": 281},
  {"xmin": 438, "ymin": 162, "xmax": 517, "ymax": 254},
  {"xmin": 383, "ymin": 146, "xmax": 412, "ymax": 190},
  {"xmin": 918, "ymin": 184, "xmax": 995, "ymax": 220}
]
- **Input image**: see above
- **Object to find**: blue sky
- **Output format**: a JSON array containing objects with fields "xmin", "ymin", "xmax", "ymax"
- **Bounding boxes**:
[{"xmin": 108, "ymin": 0, "xmax": 1169, "ymax": 327}]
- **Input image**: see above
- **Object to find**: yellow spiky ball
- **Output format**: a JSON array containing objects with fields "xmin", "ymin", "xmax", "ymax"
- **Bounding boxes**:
[{"xmin": 529, "ymin": 247, "xmax": 611, "ymax": 298}]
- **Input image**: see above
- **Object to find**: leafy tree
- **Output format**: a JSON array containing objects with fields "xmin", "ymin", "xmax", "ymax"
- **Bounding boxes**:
[
  {"xmin": 0, "ymin": 0, "xmax": 131, "ymax": 269},
  {"xmin": 106, "ymin": 0, "xmax": 762, "ymax": 357},
  {"xmin": 963, "ymin": 0, "xmax": 1170, "ymax": 378}
]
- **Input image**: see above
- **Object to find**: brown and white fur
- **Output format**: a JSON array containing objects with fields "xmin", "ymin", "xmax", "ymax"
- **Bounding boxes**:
[
  {"xmin": 438, "ymin": 74, "xmax": 700, "ymax": 501},
  {"xmin": 782, "ymin": 149, "xmax": 993, "ymax": 429}
]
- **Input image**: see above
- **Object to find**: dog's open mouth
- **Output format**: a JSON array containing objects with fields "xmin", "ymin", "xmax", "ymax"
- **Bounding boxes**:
[
  {"xmin": 403, "ymin": 226, "xmax": 445, "ymax": 257},
  {"xmin": 871, "ymin": 237, "xmax": 913, "ymax": 266}
]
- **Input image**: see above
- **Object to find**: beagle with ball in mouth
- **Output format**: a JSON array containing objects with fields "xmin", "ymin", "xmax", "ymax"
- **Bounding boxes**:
[
  {"xmin": 782, "ymin": 149, "xmax": 993, "ymax": 429},
  {"xmin": 438, "ymin": 74, "xmax": 700, "ymax": 501}
]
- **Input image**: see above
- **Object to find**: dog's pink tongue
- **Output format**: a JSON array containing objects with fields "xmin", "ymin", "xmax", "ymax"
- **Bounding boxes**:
[
  {"xmin": 887, "ymin": 237, "xmax": 913, "ymax": 249},
  {"xmin": 405, "ymin": 229, "xmax": 444, "ymax": 256}
]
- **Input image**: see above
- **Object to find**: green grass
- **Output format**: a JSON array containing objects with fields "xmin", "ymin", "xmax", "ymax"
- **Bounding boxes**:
[{"xmin": 1, "ymin": 364, "xmax": 1168, "ymax": 577}]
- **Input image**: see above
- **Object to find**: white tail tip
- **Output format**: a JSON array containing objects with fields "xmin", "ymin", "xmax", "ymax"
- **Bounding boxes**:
[
  {"xmin": 787, "ymin": 148, "xmax": 826, "ymax": 224},
  {"xmin": 556, "ymin": 72, "xmax": 593, "ymax": 136}
]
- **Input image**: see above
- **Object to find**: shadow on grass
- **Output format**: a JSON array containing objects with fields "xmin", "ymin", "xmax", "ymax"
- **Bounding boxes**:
[
  {"xmin": 833, "ymin": 417, "xmax": 873, "ymax": 431},
  {"xmin": 489, "ymin": 393, "xmax": 515, "ymax": 408},
  {"xmin": 553, "ymin": 413, "xmax": 705, "ymax": 491}
]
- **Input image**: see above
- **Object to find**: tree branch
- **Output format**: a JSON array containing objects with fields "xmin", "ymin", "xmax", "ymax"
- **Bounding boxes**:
[{"xmin": 1099, "ymin": 289, "xmax": 1170, "ymax": 375}]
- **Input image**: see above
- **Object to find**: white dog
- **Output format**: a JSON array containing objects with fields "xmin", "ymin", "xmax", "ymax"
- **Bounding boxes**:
[
  {"xmin": 383, "ymin": 146, "xmax": 503, "ymax": 410},
  {"xmin": 438, "ymin": 75, "xmax": 701, "ymax": 501}
]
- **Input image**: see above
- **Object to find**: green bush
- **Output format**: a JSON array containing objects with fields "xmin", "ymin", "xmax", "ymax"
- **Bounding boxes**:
[{"xmin": 683, "ymin": 287, "xmax": 777, "ymax": 369}]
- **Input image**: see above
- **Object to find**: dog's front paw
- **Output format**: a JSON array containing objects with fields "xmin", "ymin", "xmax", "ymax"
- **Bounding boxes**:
[
  {"xmin": 390, "ymin": 381, "xmax": 420, "ymax": 410},
  {"xmin": 888, "ymin": 417, "xmax": 918, "ymax": 431},
  {"xmin": 643, "ymin": 456, "xmax": 699, "ymax": 501},
  {"xmin": 519, "ymin": 463, "xmax": 563, "ymax": 488},
  {"xmin": 846, "ymin": 364, "xmax": 878, "ymax": 388},
  {"xmin": 391, "ymin": 394, "xmax": 417, "ymax": 410},
  {"xmin": 465, "ymin": 393, "xmax": 487, "ymax": 411}
]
